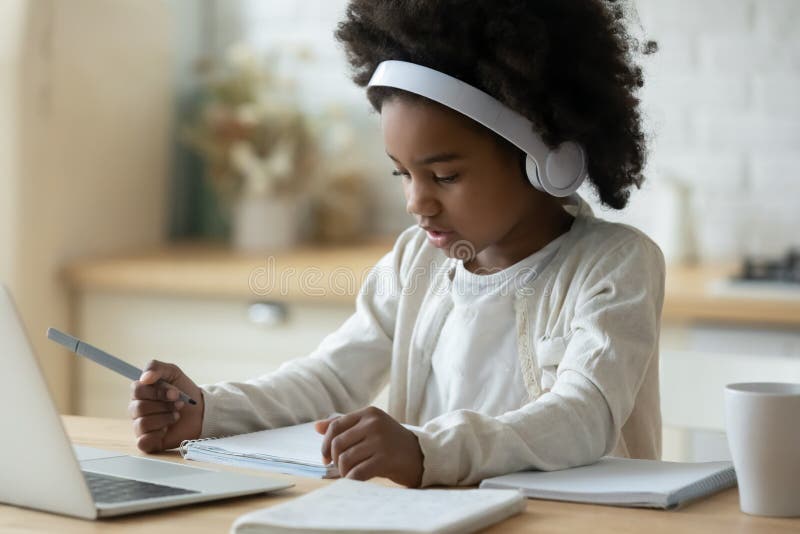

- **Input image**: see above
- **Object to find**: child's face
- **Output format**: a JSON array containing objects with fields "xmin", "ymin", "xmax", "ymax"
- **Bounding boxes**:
[{"xmin": 381, "ymin": 97, "xmax": 567, "ymax": 272}]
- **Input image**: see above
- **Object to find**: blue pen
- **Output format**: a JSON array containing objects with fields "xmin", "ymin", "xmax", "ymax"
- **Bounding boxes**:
[{"xmin": 46, "ymin": 327, "xmax": 197, "ymax": 405}]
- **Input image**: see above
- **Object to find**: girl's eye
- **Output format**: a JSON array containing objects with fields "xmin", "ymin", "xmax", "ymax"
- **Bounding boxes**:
[{"xmin": 391, "ymin": 170, "xmax": 459, "ymax": 184}]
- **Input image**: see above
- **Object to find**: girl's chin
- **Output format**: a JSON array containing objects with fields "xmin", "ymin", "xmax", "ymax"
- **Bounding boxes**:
[{"xmin": 427, "ymin": 232, "xmax": 477, "ymax": 261}]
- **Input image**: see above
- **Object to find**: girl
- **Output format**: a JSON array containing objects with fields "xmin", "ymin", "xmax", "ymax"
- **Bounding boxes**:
[{"xmin": 130, "ymin": 0, "xmax": 664, "ymax": 488}]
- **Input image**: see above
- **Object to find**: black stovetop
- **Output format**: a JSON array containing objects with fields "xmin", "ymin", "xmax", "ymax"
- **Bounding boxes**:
[{"xmin": 737, "ymin": 249, "xmax": 800, "ymax": 284}]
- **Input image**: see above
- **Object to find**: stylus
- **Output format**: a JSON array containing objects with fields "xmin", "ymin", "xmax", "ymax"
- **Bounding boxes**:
[{"xmin": 46, "ymin": 327, "xmax": 197, "ymax": 405}]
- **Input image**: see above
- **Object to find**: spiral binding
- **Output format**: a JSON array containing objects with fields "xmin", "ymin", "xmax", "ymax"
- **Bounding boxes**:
[
  {"xmin": 179, "ymin": 432, "xmax": 248, "ymax": 457},
  {"xmin": 178, "ymin": 416, "xmax": 342, "ymax": 458}
]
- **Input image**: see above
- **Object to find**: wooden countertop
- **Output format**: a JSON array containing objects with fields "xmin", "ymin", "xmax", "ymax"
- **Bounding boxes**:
[
  {"xmin": 63, "ymin": 239, "xmax": 393, "ymax": 305},
  {"xmin": 1, "ymin": 415, "xmax": 795, "ymax": 533},
  {"xmin": 663, "ymin": 263, "xmax": 800, "ymax": 327},
  {"xmin": 63, "ymin": 241, "xmax": 800, "ymax": 327}
]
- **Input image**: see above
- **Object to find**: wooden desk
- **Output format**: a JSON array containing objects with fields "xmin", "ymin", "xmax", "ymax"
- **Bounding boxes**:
[{"xmin": 1, "ymin": 417, "xmax": 798, "ymax": 533}]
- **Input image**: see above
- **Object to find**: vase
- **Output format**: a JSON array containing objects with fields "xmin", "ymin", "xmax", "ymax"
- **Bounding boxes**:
[{"xmin": 231, "ymin": 194, "xmax": 299, "ymax": 252}]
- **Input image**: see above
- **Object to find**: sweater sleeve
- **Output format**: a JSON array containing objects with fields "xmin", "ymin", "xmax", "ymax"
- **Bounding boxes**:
[
  {"xmin": 410, "ymin": 234, "xmax": 665, "ymax": 486},
  {"xmin": 199, "ymin": 227, "xmax": 421, "ymax": 438}
]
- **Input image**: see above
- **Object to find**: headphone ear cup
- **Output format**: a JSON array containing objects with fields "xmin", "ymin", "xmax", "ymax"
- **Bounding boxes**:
[
  {"xmin": 545, "ymin": 141, "xmax": 585, "ymax": 192},
  {"xmin": 524, "ymin": 155, "xmax": 544, "ymax": 192},
  {"xmin": 525, "ymin": 142, "xmax": 587, "ymax": 197}
]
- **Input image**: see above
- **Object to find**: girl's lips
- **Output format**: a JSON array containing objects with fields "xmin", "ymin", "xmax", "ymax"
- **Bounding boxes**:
[{"xmin": 425, "ymin": 229, "xmax": 455, "ymax": 248}]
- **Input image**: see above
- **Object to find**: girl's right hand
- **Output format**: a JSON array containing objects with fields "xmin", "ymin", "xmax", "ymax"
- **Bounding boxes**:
[{"xmin": 129, "ymin": 359, "xmax": 204, "ymax": 453}]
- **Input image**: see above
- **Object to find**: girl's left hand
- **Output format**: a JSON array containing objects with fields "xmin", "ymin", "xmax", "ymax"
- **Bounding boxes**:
[{"xmin": 314, "ymin": 406, "xmax": 424, "ymax": 487}]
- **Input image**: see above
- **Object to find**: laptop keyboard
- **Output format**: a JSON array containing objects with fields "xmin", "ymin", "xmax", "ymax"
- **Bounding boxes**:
[{"xmin": 83, "ymin": 471, "xmax": 199, "ymax": 504}]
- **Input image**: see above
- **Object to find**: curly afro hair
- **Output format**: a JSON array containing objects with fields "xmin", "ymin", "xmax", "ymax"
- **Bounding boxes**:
[{"xmin": 334, "ymin": 0, "xmax": 656, "ymax": 210}]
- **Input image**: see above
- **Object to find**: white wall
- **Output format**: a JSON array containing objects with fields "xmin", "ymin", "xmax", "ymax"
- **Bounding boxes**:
[
  {"xmin": 1, "ymin": 0, "xmax": 173, "ymax": 412},
  {"xmin": 214, "ymin": 0, "xmax": 800, "ymax": 261},
  {"xmin": 611, "ymin": 0, "xmax": 800, "ymax": 262}
]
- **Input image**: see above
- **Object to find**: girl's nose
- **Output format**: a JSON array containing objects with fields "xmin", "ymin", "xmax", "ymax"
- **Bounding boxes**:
[{"xmin": 405, "ymin": 177, "xmax": 439, "ymax": 217}]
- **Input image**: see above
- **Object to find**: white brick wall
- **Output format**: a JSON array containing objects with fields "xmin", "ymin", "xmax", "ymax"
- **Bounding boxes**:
[
  {"xmin": 755, "ymin": 0, "xmax": 800, "ymax": 39},
  {"xmin": 754, "ymin": 75, "xmax": 800, "ymax": 115},
  {"xmin": 636, "ymin": 0, "xmax": 753, "ymax": 34},
  {"xmin": 607, "ymin": 0, "xmax": 800, "ymax": 262},
  {"xmin": 221, "ymin": 0, "xmax": 800, "ymax": 259}
]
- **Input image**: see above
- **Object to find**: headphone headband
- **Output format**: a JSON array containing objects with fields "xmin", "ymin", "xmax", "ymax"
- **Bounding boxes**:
[{"xmin": 367, "ymin": 60, "xmax": 587, "ymax": 197}]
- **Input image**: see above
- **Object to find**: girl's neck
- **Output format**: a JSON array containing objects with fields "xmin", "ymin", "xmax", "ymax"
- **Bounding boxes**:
[{"xmin": 465, "ymin": 198, "xmax": 574, "ymax": 273}]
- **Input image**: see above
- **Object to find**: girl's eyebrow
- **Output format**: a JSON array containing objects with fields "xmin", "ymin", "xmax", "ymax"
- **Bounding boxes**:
[{"xmin": 386, "ymin": 152, "xmax": 464, "ymax": 165}]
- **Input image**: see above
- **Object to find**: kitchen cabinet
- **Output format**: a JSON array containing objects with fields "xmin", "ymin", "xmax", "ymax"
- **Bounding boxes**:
[
  {"xmin": 72, "ymin": 290, "xmax": 372, "ymax": 417},
  {"xmin": 658, "ymin": 265, "xmax": 800, "ymax": 462},
  {"xmin": 64, "ymin": 241, "xmax": 392, "ymax": 418},
  {"xmin": 660, "ymin": 321, "xmax": 800, "ymax": 462}
]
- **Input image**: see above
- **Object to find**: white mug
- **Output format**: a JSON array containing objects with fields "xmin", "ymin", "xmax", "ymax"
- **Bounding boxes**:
[{"xmin": 724, "ymin": 382, "xmax": 800, "ymax": 517}]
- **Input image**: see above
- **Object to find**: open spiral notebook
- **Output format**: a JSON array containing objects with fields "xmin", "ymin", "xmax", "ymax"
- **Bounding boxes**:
[{"xmin": 179, "ymin": 420, "xmax": 339, "ymax": 478}]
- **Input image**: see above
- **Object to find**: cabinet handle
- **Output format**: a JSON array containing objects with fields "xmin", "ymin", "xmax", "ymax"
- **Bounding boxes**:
[{"xmin": 247, "ymin": 301, "xmax": 288, "ymax": 327}]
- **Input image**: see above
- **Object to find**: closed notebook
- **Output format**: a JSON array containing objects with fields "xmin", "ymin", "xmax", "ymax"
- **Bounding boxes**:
[
  {"xmin": 479, "ymin": 457, "xmax": 736, "ymax": 509},
  {"xmin": 231, "ymin": 478, "xmax": 526, "ymax": 534},
  {"xmin": 179, "ymin": 421, "xmax": 339, "ymax": 479}
]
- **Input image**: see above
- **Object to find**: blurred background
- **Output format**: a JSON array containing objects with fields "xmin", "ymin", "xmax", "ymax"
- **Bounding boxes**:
[{"xmin": 1, "ymin": 0, "xmax": 798, "ymax": 463}]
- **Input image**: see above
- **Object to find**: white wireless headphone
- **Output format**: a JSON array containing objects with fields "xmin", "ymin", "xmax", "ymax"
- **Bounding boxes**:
[{"xmin": 367, "ymin": 60, "xmax": 588, "ymax": 197}]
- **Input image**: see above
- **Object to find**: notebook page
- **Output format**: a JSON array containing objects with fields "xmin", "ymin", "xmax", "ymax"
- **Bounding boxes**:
[
  {"xmin": 233, "ymin": 479, "xmax": 525, "ymax": 534},
  {"xmin": 195, "ymin": 421, "xmax": 328, "ymax": 466},
  {"xmin": 481, "ymin": 457, "xmax": 734, "ymax": 496}
]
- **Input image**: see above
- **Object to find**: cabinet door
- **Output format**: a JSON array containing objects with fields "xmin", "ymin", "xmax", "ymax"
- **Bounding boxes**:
[
  {"xmin": 659, "ymin": 323, "xmax": 800, "ymax": 461},
  {"xmin": 74, "ymin": 291, "xmax": 372, "ymax": 418}
]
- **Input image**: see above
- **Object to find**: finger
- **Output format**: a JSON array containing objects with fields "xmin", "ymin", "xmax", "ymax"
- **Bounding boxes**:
[
  {"xmin": 321, "ymin": 413, "xmax": 361, "ymax": 463},
  {"xmin": 133, "ymin": 411, "xmax": 180, "ymax": 436},
  {"xmin": 136, "ymin": 428, "xmax": 167, "ymax": 453},
  {"xmin": 128, "ymin": 399, "xmax": 182, "ymax": 419},
  {"xmin": 314, "ymin": 415, "xmax": 338, "ymax": 434},
  {"xmin": 330, "ymin": 425, "xmax": 368, "ymax": 466},
  {"xmin": 131, "ymin": 380, "xmax": 180, "ymax": 402},
  {"xmin": 336, "ymin": 440, "xmax": 373, "ymax": 478},
  {"xmin": 140, "ymin": 359, "xmax": 182, "ymax": 386},
  {"xmin": 345, "ymin": 455, "xmax": 382, "ymax": 482}
]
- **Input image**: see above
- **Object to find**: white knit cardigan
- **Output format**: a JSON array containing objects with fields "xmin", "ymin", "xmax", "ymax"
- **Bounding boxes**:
[{"xmin": 200, "ymin": 195, "xmax": 666, "ymax": 486}]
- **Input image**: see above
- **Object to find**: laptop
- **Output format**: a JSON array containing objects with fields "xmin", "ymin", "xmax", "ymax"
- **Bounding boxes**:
[{"xmin": 0, "ymin": 285, "xmax": 293, "ymax": 519}]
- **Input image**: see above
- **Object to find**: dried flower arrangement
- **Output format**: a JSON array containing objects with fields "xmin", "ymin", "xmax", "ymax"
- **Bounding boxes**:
[
  {"xmin": 182, "ymin": 43, "xmax": 373, "ymax": 247},
  {"xmin": 182, "ymin": 43, "xmax": 316, "ymax": 205}
]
